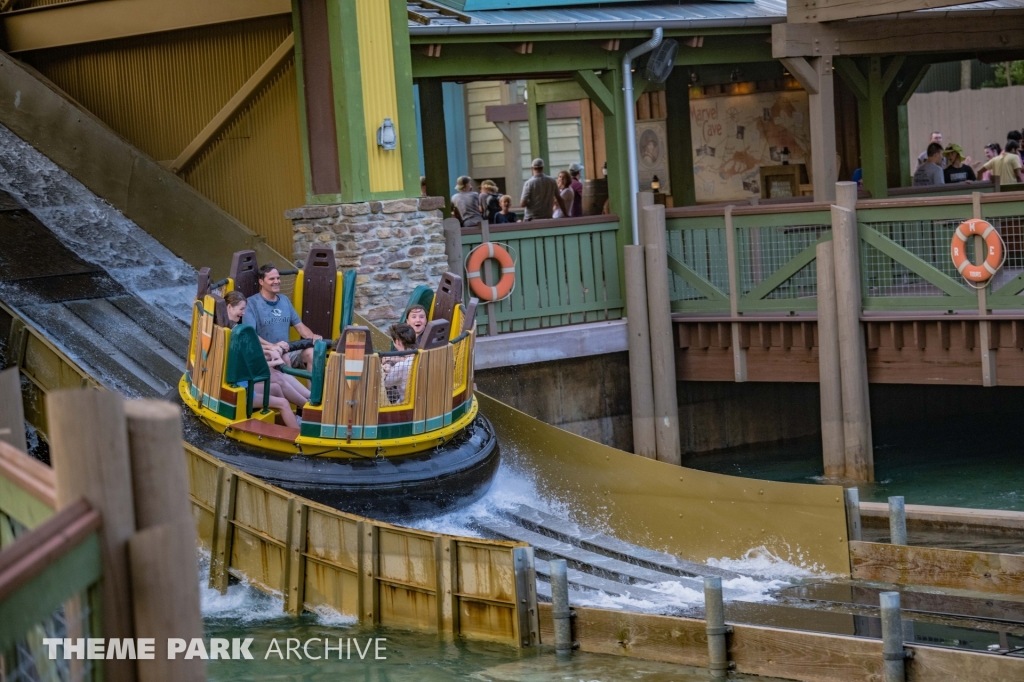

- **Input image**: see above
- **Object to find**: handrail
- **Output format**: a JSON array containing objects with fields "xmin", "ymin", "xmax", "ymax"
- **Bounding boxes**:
[{"xmin": 460, "ymin": 213, "xmax": 619, "ymax": 236}]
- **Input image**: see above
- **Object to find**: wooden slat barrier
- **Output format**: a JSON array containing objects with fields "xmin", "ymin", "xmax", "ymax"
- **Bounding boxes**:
[
  {"xmin": 850, "ymin": 541, "xmax": 1024, "ymax": 597},
  {"xmin": 185, "ymin": 443, "xmax": 528, "ymax": 645},
  {"xmin": 539, "ymin": 603, "xmax": 1024, "ymax": 682}
]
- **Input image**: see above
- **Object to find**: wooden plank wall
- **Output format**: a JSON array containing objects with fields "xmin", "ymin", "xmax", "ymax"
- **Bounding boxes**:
[
  {"xmin": 185, "ymin": 444, "xmax": 525, "ymax": 644},
  {"xmin": 907, "ymin": 85, "xmax": 1024, "ymax": 177},
  {"xmin": 538, "ymin": 603, "xmax": 1024, "ymax": 682}
]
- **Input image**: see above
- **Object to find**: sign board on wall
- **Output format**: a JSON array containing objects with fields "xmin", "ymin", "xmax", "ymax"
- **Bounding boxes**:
[
  {"xmin": 690, "ymin": 90, "xmax": 811, "ymax": 203},
  {"xmin": 636, "ymin": 119, "xmax": 670, "ymax": 195}
]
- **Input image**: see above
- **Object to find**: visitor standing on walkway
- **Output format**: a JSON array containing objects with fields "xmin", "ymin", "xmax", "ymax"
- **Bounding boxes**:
[
  {"xmin": 553, "ymin": 171, "xmax": 575, "ymax": 219},
  {"xmin": 494, "ymin": 195, "xmax": 518, "ymax": 224},
  {"xmin": 981, "ymin": 140, "xmax": 1024, "ymax": 185},
  {"xmin": 918, "ymin": 132, "xmax": 947, "ymax": 168},
  {"xmin": 520, "ymin": 158, "xmax": 567, "ymax": 221},
  {"xmin": 568, "ymin": 163, "xmax": 584, "ymax": 217},
  {"xmin": 451, "ymin": 176, "xmax": 483, "ymax": 228},
  {"xmin": 913, "ymin": 143, "xmax": 945, "ymax": 186},
  {"xmin": 478, "ymin": 179, "xmax": 502, "ymax": 224},
  {"xmin": 943, "ymin": 144, "xmax": 976, "ymax": 184}
]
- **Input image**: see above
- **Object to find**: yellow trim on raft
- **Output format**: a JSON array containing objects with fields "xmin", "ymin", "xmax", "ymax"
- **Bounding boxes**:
[{"xmin": 179, "ymin": 373, "xmax": 479, "ymax": 458}]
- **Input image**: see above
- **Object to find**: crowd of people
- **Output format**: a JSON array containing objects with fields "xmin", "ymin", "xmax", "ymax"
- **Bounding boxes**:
[
  {"xmin": 912, "ymin": 129, "xmax": 1024, "ymax": 187},
  {"xmin": 446, "ymin": 158, "xmax": 586, "ymax": 228}
]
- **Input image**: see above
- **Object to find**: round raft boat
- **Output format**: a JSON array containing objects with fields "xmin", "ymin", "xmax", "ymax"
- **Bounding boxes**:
[{"xmin": 179, "ymin": 247, "xmax": 497, "ymax": 519}]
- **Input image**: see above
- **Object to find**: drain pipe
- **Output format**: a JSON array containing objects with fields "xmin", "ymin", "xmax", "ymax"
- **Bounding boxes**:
[{"xmin": 623, "ymin": 28, "xmax": 663, "ymax": 245}]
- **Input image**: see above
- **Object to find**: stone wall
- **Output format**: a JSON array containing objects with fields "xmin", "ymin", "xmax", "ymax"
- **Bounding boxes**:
[{"xmin": 285, "ymin": 196, "xmax": 447, "ymax": 327}]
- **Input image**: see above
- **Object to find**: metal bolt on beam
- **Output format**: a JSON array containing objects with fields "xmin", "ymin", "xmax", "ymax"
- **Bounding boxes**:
[
  {"xmin": 704, "ymin": 576, "xmax": 733, "ymax": 678},
  {"xmin": 880, "ymin": 591, "xmax": 913, "ymax": 682},
  {"xmin": 889, "ymin": 496, "xmax": 907, "ymax": 546}
]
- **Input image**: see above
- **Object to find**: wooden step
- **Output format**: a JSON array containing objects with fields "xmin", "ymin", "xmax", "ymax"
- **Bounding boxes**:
[
  {"xmin": 533, "ymin": 558, "xmax": 669, "ymax": 603},
  {"xmin": 231, "ymin": 419, "xmax": 299, "ymax": 442},
  {"xmin": 508, "ymin": 504, "xmax": 743, "ymax": 580}
]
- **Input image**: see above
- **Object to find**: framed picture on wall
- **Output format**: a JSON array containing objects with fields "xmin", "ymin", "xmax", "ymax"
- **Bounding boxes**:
[{"xmin": 636, "ymin": 119, "xmax": 671, "ymax": 195}]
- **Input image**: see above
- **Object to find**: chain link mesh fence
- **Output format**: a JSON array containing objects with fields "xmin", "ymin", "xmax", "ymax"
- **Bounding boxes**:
[{"xmin": 2, "ymin": 592, "xmax": 96, "ymax": 682}]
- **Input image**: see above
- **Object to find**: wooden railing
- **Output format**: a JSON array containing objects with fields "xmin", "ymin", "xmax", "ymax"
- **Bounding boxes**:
[
  {"xmin": 664, "ymin": 192, "xmax": 1024, "ymax": 316},
  {"xmin": 461, "ymin": 215, "xmax": 624, "ymax": 334}
]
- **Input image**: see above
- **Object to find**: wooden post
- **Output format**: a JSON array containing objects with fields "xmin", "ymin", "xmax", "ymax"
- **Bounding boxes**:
[
  {"xmin": 817, "ymin": 240, "xmax": 845, "ymax": 478},
  {"xmin": 512, "ymin": 546, "xmax": 540, "ymax": 648},
  {"xmin": 479, "ymin": 220, "xmax": 499, "ymax": 337},
  {"xmin": 833, "ymin": 182, "xmax": 874, "ymax": 481},
  {"xmin": 550, "ymin": 559, "xmax": 573, "ymax": 656},
  {"xmin": 974, "ymin": 193, "xmax": 997, "ymax": 386},
  {"xmin": 889, "ymin": 496, "xmax": 908, "ymax": 546},
  {"xmin": 724, "ymin": 206, "xmax": 747, "ymax": 382},
  {"xmin": 357, "ymin": 520, "xmax": 377, "ymax": 625},
  {"xmin": 123, "ymin": 400, "xmax": 205, "ymax": 679},
  {"xmin": 781, "ymin": 57, "xmax": 837, "ymax": 202},
  {"xmin": 0, "ymin": 367, "xmax": 27, "ymax": 453},
  {"xmin": 208, "ymin": 466, "xmax": 237, "ymax": 593},
  {"xmin": 624, "ymin": 246, "xmax": 656, "ymax": 458},
  {"xmin": 283, "ymin": 497, "xmax": 307, "ymax": 616},
  {"xmin": 642, "ymin": 204, "xmax": 682, "ymax": 466},
  {"xmin": 129, "ymin": 525, "xmax": 207, "ymax": 681},
  {"xmin": 880, "ymin": 591, "xmax": 908, "ymax": 682},
  {"xmin": 46, "ymin": 388, "xmax": 137, "ymax": 682},
  {"xmin": 443, "ymin": 217, "xmax": 463, "ymax": 276},
  {"xmin": 419, "ymin": 77, "xmax": 451, "ymax": 218},
  {"xmin": 704, "ymin": 576, "xmax": 730, "ymax": 678},
  {"xmin": 435, "ymin": 536, "xmax": 456, "ymax": 637}
]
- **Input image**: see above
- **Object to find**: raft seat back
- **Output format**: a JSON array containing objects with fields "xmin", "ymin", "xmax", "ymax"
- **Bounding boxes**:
[
  {"xmin": 196, "ymin": 267, "xmax": 211, "ymax": 300},
  {"xmin": 225, "ymin": 323, "xmax": 272, "ymax": 418},
  {"xmin": 400, "ymin": 285, "xmax": 435, "ymax": 323},
  {"xmin": 418, "ymin": 320, "xmax": 451, "ymax": 350},
  {"xmin": 431, "ymin": 272, "xmax": 463, "ymax": 324},
  {"xmin": 211, "ymin": 294, "xmax": 230, "ymax": 328},
  {"xmin": 230, "ymin": 250, "xmax": 259, "ymax": 298},
  {"xmin": 300, "ymin": 247, "xmax": 337, "ymax": 339},
  {"xmin": 340, "ymin": 269, "xmax": 357, "ymax": 332},
  {"xmin": 308, "ymin": 339, "xmax": 330, "ymax": 406},
  {"xmin": 463, "ymin": 298, "xmax": 479, "ymax": 333}
]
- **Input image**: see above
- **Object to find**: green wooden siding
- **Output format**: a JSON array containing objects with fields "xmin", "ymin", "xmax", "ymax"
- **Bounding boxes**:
[{"xmin": 462, "ymin": 220, "xmax": 623, "ymax": 333}]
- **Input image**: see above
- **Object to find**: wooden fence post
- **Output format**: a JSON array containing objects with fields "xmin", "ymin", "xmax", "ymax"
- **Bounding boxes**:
[
  {"xmin": 0, "ymin": 368, "xmax": 27, "ymax": 453},
  {"xmin": 443, "ymin": 217, "xmax": 463, "ymax": 276},
  {"xmin": 46, "ymin": 388, "xmax": 137, "ymax": 682},
  {"xmin": 124, "ymin": 400, "xmax": 205, "ymax": 680},
  {"xmin": 816, "ymin": 239, "xmax": 845, "ymax": 478},
  {"xmin": 974, "ymin": 193, "xmax": 997, "ymax": 386},
  {"xmin": 513, "ymin": 546, "xmax": 540, "ymax": 648},
  {"xmin": 641, "ymin": 204, "xmax": 681, "ymax": 466},
  {"xmin": 724, "ymin": 205, "xmax": 747, "ymax": 382},
  {"xmin": 624, "ymin": 245, "xmax": 656, "ymax": 458},
  {"xmin": 283, "ymin": 497, "xmax": 307, "ymax": 616},
  {"xmin": 208, "ymin": 466, "xmax": 237, "ymax": 593},
  {"xmin": 357, "ymin": 520, "xmax": 378, "ymax": 625},
  {"xmin": 435, "ymin": 536, "xmax": 456, "ymax": 637},
  {"xmin": 833, "ymin": 182, "xmax": 874, "ymax": 481}
]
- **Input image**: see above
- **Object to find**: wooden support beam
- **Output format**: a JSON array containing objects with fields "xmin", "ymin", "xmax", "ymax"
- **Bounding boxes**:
[
  {"xmin": 773, "ymin": 12, "xmax": 1024, "ymax": 58},
  {"xmin": 508, "ymin": 42, "xmax": 534, "ymax": 55},
  {"xmin": 912, "ymin": 321, "xmax": 927, "ymax": 350},
  {"xmin": 678, "ymin": 324, "xmax": 691, "ymax": 349},
  {"xmin": 1013, "ymin": 320, "xmax": 1024, "ymax": 350},
  {"xmin": 682, "ymin": 36, "xmax": 704, "ymax": 48},
  {"xmin": 697, "ymin": 323, "xmax": 711, "ymax": 350},
  {"xmin": 938, "ymin": 320, "xmax": 951, "ymax": 350},
  {"xmin": 866, "ymin": 323, "xmax": 880, "ymax": 349},
  {"xmin": 962, "ymin": 321, "xmax": 975, "ymax": 350},
  {"xmin": 595, "ymin": 39, "xmax": 620, "ymax": 52},
  {"xmin": 890, "ymin": 322, "xmax": 903, "ymax": 350},
  {"xmin": 787, "ymin": 0, "xmax": 991, "ymax": 25},
  {"xmin": 759, "ymin": 322, "xmax": 772, "ymax": 349},
  {"xmin": 170, "ymin": 33, "xmax": 294, "ymax": 174},
  {"xmin": 780, "ymin": 322, "xmax": 793, "ymax": 350},
  {"xmin": 413, "ymin": 43, "xmax": 443, "ymax": 58},
  {"xmin": 782, "ymin": 56, "xmax": 837, "ymax": 202},
  {"xmin": 850, "ymin": 541, "xmax": 1024, "ymax": 596}
]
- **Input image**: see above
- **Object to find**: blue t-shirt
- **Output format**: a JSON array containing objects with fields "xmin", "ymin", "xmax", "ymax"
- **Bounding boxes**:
[{"xmin": 241, "ymin": 292, "xmax": 301, "ymax": 345}]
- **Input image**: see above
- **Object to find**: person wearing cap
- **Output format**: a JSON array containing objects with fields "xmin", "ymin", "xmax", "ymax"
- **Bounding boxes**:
[
  {"xmin": 520, "ymin": 158, "xmax": 567, "ymax": 221},
  {"xmin": 942, "ymin": 144, "xmax": 976, "ymax": 184},
  {"xmin": 568, "ymin": 163, "xmax": 584, "ymax": 217}
]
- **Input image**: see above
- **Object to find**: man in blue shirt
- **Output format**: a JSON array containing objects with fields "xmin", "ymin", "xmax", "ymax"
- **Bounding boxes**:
[{"xmin": 241, "ymin": 263, "xmax": 321, "ymax": 370}]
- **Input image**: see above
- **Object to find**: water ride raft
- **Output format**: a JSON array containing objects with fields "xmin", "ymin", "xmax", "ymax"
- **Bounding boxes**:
[{"xmin": 179, "ymin": 248, "xmax": 498, "ymax": 518}]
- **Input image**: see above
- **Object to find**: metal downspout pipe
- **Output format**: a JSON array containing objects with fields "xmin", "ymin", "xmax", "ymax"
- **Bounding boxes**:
[{"xmin": 623, "ymin": 27, "xmax": 663, "ymax": 245}]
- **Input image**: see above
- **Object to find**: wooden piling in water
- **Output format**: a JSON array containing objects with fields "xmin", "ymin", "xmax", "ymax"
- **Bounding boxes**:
[
  {"xmin": 816, "ymin": 239, "xmax": 845, "ymax": 478},
  {"xmin": 832, "ymin": 182, "xmax": 873, "ymax": 481},
  {"xmin": 624, "ymin": 245, "xmax": 656, "ymax": 458},
  {"xmin": 46, "ymin": 389, "xmax": 137, "ymax": 682},
  {"xmin": 550, "ymin": 559, "xmax": 573, "ymax": 655},
  {"xmin": 641, "ymin": 204, "xmax": 681, "ymax": 466}
]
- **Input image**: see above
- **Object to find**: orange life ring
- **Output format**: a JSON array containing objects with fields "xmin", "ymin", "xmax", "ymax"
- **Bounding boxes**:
[
  {"xmin": 951, "ymin": 219, "xmax": 1003, "ymax": 284},
  {"xmin": 466, "ymin": 243, "xmax": 515, "ymax": 301}
]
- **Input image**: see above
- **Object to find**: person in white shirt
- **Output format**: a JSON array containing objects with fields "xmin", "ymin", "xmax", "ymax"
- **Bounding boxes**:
[{"xmin": 553, "ymin": 170, "xmax": 575, "ymax": 219}]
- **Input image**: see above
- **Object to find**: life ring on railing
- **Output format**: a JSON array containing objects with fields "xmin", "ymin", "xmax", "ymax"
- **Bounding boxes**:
[
  {"xmin": 466, "ymin": 243, "xmax": 516, "ymax": 302},
  {"xmin": 950, "ymin": 219, "xmax": 1004, "ymax": 284}
]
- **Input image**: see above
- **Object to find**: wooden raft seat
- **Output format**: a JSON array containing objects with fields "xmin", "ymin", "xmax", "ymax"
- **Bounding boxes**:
[{"xmin": 231, "ymin": 418, "xmax": 300, "ymax": 442}]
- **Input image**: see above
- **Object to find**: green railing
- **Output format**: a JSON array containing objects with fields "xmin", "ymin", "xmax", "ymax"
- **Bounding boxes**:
[
  {"xmin": 664, "ymin": 192, "xmax": 1024, "ymax": 316},
  {"xmin": 461, "ymin": 216, "xmax": 624, "ymax": 334},
  {"xmin": 665, "ymin": 205, "xmax": 832, "ymax": 314}
]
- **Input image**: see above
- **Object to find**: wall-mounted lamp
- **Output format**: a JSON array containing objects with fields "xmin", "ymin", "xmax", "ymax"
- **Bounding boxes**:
[
  {"xmin": 651, "ymin": 175, "xmax": 660, "ymax": 191},
  {"xmin": 377, "ymin": 118, "xmax": 397, "ymax": 151}
]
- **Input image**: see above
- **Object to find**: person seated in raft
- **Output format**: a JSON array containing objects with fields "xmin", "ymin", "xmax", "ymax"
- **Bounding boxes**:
[
  {"xmin": 406, "ymin": 304, "xmax": 428, "ymax": 344},
  {"xmin": 225, "ymin": 291, "xmax": 310, "ymax": 408},
  {"xmin": 383, "ymin": 323, "xmax": 416, "ymax": 405},
  {"xmin": 242, "ymin": 263, "xmax": 322, "ymax": 372},
  {"xmin": 223, "ymin": 291, "xmax": 300, "ymax": 428}
]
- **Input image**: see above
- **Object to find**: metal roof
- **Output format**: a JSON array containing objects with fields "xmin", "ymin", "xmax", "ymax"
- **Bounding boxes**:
[{"xmin": 408, "ymin": 0, "xmax": 1024, "ymax": 34}]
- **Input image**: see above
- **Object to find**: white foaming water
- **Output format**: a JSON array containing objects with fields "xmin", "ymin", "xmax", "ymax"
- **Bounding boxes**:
[{"xmin": 0, "ymin": 124, "xmax": 196, "ymax": 324}]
